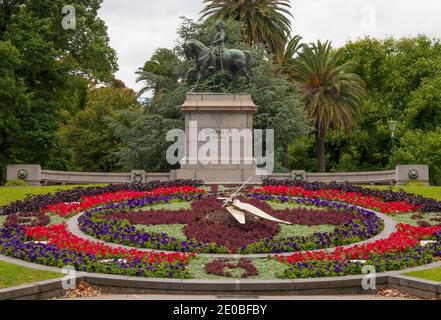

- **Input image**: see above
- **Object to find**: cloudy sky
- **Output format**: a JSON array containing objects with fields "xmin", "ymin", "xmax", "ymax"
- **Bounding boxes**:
[{"xmin": 99, "ymin": 0, "xmax": 441, "ymax": 92}]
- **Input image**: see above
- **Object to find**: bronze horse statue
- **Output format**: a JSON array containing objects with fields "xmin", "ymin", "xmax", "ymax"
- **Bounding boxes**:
[{"xmin": 183, "ymin": 39, "xmax": 254, "ymax": 92}]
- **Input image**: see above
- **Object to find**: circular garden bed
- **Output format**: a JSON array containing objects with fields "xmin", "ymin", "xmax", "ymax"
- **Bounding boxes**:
[
  {"xmin": 77, "ymin": 195, "xmax": 383, "ymax": 254},
  {"xmin": 1, "ymin": 180, "xmax": 441, "ymax": 281}
]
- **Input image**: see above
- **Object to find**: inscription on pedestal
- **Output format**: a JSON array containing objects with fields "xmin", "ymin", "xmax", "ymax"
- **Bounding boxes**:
[{"xmin": 177, "ymin": 93, "xmax": 261, "ymax": 183}]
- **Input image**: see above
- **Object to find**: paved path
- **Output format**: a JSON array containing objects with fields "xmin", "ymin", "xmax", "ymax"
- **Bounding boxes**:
[
  {"xmin": 57, "ymin": 294, "xmax": 417, "ymax": 300},
  {"xmin": 67, "ymin": 206, "xmax": 398, "ymax": 259}
]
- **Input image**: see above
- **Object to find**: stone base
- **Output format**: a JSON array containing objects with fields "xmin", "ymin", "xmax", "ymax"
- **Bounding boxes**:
[
  {"xmin": 176, "ymin": 167, "xmax": 262, "ymax": 184},
  {"xmin": 7, "ymin": 165, "xmax": 41, "ymax": 186},
  {"xmin": 396, "ymin": 165, "xmax": 430, "ymax": 185},
  {"xmin": 178, "ymin": 92, "xmax": 261, "ymax": 184}
]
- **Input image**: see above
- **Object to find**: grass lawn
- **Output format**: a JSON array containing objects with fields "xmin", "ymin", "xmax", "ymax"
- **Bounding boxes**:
[
  {"xmin": 391, "ymin": 212, "xmax": 441, "ymax": 226},
  {"xmin": 275, "ymin": 224, "xmax": 335, "ymax": 240},
  {"xmin": 369, "ymin": 185, "xmax": 441, "ymax": 201},
  {"xmin": 405, "ymin": 267, "xmax": 441, "ymax": 282},
  {"xmin": 266, "ymin": 201, "xmax": 326, "ymax": 211},
  {"xmin": 0, "ymin": 185, "xmax": 106, "ymax": 206},
  {"xmin": 135, "ymin": 201, "xmax": 192, "ymax": 212},
  {"xmin": 0, "ymin": 261, "xmax": 62, "ymax": 289},
  {"xmin": 136, "ymin": 224, "xmax": 187, "ymax": 241}
]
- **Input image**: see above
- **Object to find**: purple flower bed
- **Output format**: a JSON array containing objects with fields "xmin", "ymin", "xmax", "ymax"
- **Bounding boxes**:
[
  {"xmin": 263, "ymin": 179, "xmax": 441, "ymax": 213},
  {"xmin": 0, "ymin": 180, "xmax": 203, "ymax": 216},
  {"xmin": 78, "ymin": 195, "xmax": 383, "ymax": 254},
  {"xmin": 0, "ymin": 227, "xmax": 190, "ymax": 278}
]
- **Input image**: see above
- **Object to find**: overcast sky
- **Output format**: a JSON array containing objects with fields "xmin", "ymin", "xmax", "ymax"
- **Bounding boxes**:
[{"xmin": 99, "ymin": 0, "xmax": 441, "ymax": 92}]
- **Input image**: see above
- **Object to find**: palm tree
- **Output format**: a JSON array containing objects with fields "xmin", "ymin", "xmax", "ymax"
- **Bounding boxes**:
[
  {"xmin": 200, "ymin": 0, "xmax": 293, "ymax": 55},
  {"xmin": 136, "ymin": 48, "xmax": 180, "ymax": 99},
  {"xmin": 274, "ymin": 35, "xmax": 304, "ymax": 77},
  {"xmin": 294, "ymin": 41, "xmax": 366, "ymax": 172}
]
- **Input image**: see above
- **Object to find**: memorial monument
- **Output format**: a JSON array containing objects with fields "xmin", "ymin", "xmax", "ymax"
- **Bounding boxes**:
[{"xmin": 176, "ymin": 20, "xmax": 261, "ymax": 184}]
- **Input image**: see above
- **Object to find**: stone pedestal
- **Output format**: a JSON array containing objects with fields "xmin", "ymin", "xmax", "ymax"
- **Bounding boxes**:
[
  {"xmin": 176, "ymin": 93, "xmax": 261, "ymax": 183},
  {"xmin": 395, "ymin": 165, "xmax": 430, "ymax": 185},
  {"xmin": 7, "ymin": 164, "xmax": 42, "ymax": 186}
]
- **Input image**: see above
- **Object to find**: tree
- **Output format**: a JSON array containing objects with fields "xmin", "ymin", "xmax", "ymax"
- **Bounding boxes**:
[
  {"xmin": 274, "ymin": 35, "xmax": 304, "ymax": 77},
  {"xmin": 0, "ymin": 0, "xmax": 26, "ymax": 40},
  {"xmin": 285, "ymin": 35, "xmax": 441, "ymax": 179},
  {"xmin": 200, "ymin": 0, "xmax": 293, "ymax": 55},
  {"xmin": 337, "ymin": 35, "xmax": 441, "ymax": 173},
  {"xmin": 106, "ymin": 111, "xmax": 184, "ymax": 172},
  {"xmin": 0, "ymin": 0, "xmax": 117, "ymax": 182},
  {"xmin": 0, "ymin": 40, "xmax": 30, "ymax": 183},
  {"xmin": 136, "ymin": 48, "xmax": 181, "ymax": 100},
  {"xmin": 404, "ymin": 76, "xmax": 441, "ymax": 132},
  {"xmin": 59, "ymin": 86, "xmax": 141, "ymax": 172},
  {"xmin": 294, "ymin": 41, "xmax": 366, "ymax": 172}
]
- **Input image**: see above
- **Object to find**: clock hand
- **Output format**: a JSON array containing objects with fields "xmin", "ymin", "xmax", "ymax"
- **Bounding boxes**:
[{"xmin": 222, "ymin": 176, "xmax": 253, "ymax": 207}]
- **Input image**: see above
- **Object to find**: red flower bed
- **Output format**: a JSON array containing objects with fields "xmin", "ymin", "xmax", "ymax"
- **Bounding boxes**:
[
  {"xmin": 42, "ymin": 186, "xmax": 205, "ymax": 217},
  {"xmin": 281, "ymin": 224, "xmax": 441, "ymax": 264},
  {"xmin": 24, "ymin": 224, "xmax": 194, "ymax": 263},
  {"xmin": 254, "ymin": 185, "xmax": 421, "ymax": 214}
]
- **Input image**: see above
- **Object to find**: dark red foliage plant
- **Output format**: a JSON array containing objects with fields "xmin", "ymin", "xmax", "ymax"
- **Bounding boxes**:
[
  {"xmin": 3, "ymin": 212, "xmax": 50, "ymax": 228},
  {"xmin": 417, "ymin": 220, "xmax": 432, "ymax": 227},
  {"xmin": 205, "ymin": 258, "xmax": 259, "ymax": 278},
  {"xmin": 411, "ymin": 214, "xmax": 424, "ymax": 220},
  {"xmin": 101, "ymin": 196, "xmax": 354, "ymax": 252}
]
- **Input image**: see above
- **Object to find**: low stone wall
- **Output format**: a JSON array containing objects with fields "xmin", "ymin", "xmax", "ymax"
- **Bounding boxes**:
[
  {"xmin": 41, "ymin": 170, "xmax": 132, "ymax": 185},
  {"xmin": 6, "ymin": 164, "xmax": 430, "ymax": 186},
  {"xmin": 268, "ymin": 170, "xmax": 397, "ymax": 185}
]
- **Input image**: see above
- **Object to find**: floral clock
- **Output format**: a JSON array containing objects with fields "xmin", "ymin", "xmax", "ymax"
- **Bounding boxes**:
[{"xmin": 1, "ymin": 180, "xmax": 441, "ymax": 280}]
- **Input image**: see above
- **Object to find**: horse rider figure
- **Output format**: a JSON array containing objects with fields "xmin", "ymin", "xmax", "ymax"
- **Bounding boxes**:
[{"xmin": 209, "ymin": 20, "xmax": 226, "ymax": 71}]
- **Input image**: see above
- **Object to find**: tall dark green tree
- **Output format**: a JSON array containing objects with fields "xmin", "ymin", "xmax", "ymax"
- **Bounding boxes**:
[
  {"xmin": 0, "ymin": 0, "xmax": 117, "ymax": 183},
  {"xmin": 0, "ymin": 40, "xmax": 30, "ymax": 182},
  {"xmin": 136, "ymin": 48, "xmax": 181, "ymax": 100},
  {"xmin": 59, "ymin": 86, "xmax": 141, "ymax": 172}
]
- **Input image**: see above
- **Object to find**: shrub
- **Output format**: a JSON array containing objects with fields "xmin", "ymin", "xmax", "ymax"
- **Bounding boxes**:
[{"xmin": 5, "ymin": 179, "xmax": 28, "ymax": 187}]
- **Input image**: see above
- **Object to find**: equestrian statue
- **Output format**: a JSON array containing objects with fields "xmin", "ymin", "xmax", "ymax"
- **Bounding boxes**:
[{"xmin": 184, "ymin": 20, "xmax": 254, "ymax": 92}]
